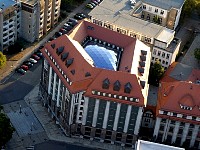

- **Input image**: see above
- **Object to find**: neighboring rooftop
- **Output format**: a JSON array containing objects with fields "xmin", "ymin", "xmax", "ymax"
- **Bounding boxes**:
[
  {"xmin": 147, "ymin": 85, "xmax": 158, "ymax": 106},
  {"xmin": 88, "ymin": 0, "xmax": 174, "ymax": 39},
  {"xmin": 136, "ymin": 140, "xmax": 185, "ymax": 150},
  {"xmin": 0, "ymin": 0, "xmax": 16, "ymax": 11},
  {"xmin": 142, "ymin": 0, "xmax": 185, "ymax": 10},
  {"xmin": 155, "ymin": 29, "xmax": 175, "ymax": 44},
  {"xmin": 20, "ymin": 0, "xmax": 38, "ymax": 6}
]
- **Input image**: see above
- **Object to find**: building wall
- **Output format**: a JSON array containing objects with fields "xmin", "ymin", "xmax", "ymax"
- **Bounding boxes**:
[
  {"xmin": 153, "ymin": 110, "xmax": 200, "ymax": 149},
  {"xmin": 39, "ymin": 58, "xmax": 142, "ymax": 147}
]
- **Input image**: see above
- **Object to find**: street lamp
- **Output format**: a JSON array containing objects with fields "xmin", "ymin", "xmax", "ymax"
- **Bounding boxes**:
[{"xmin": 19, "ymin": 105, "xmax": 22, "ymax": 113}]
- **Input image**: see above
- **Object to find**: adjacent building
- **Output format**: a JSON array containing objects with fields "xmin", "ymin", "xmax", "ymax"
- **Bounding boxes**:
[
  {"xmin": 39, "ymin": 19, "xmax": 151, "ymax": 147},
  {"xmin": 0, "ymin": 0, "xmax": 61, "ymax": 52},
  {"xmin": 88, "ymin": 0, "xmax": 182, "ymax": 68},
  {"xmin": 0, "ymin": 0, "xmax": 20, "ymax": 52},
  {"xmin": 131, "ymin": 0, "xmax": 185, "ymax": 30},
  {"xmin": 153, "ymin": 62, "xmax": 200, "ymax": 149}
]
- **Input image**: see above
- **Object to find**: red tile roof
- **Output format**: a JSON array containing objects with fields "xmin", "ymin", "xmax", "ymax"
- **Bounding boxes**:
[
  {"xmin": 41, "ymin": 20, "xmax": 147, "ymax": 106},
  {"xmin": 157, "ymin": 81, "xmax": 200, "ymax": 118}
]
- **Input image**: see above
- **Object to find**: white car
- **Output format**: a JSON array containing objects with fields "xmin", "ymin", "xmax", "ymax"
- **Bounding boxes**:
[{"xmin": 29, "ymin": 58, "xmax": 37, "ymax": 64}]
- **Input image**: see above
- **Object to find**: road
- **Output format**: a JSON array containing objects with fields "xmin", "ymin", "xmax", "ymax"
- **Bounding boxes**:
[{"xmin": 0, "ymin": 60, "xmax": 42, "ymax": 105}]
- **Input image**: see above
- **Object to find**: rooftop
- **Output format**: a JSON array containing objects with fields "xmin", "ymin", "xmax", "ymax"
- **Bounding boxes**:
[
  {"xmin": 88, "ymin": 0, "xmax": 174, "ymax": 39},
  {"xmin": 20, "ymin": 0, "xmax": 38, "ymax": 6},
  {"xmin": 0, "ymin": 0, "xmax": 16, "ymax": 11},
  {"xmin": 142, "ymin": 0, "xmax": 185, "ymax": 10},
  {"xmin": 41, "ymin": 20, "xmax": 151, "ymax": 107},
  {"xmin": 136, "ymin": 140, "xmax": 185, "ymax": 150},
  {"xmin": 155, "ymin": 29, "xmax": 175, "ymax": 44}
]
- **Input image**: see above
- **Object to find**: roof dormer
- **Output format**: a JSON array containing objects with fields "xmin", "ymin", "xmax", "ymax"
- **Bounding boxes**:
[
  {"xmin": 124, "ymin": 82, "xmax": 132, "ymax": 94},
  {"xmin": 56, "ymin": 46, "xmax": 64, "ymax": 55},
  {"xmin": 66, "ymin": 58, "xmax": 74, "ymax": 68},
  {"xmin": 61, "ymin": 52, "xmax": 69, "ymax": 61},
  {"xmin": 102, "ymin": 78, "xmax": 110, "ymax": 89},
  {"xmin": 113, "ymin": 80, "xmax": 121, "ymax": 91},
  {"xmin": 179, "ymin": 94, "xmax": 195, "ymax": 111}
]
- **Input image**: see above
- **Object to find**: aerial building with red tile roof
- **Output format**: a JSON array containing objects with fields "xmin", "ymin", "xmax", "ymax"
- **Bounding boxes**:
[{"xmin": 39, "ymin": 19, "xmax": 151, "ymax": 147}]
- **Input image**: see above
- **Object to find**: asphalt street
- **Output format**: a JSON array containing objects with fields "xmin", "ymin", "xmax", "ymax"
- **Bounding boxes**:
[{"xmin": 0, "ymin": 60, "xmax": 42, "ymax": 105}]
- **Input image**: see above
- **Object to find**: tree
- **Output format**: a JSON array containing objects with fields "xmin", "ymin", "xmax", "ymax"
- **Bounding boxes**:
[
  {"xmin": 0, "ymin": 51, "xmax": 6, "ymax": 68},
  {"xmin": 194, "ymin": 48, "xmax": 200, "ymax": 62},
  {"xmin": 0, "ymin": 106, "xmax": 15, "ymax": 148},
  {"xmin": 148, "ymin": 60, "xmax": 165, "ymax": 86},
  {"xmin": 182, "ymin": 0, "xmax": 196, "ymax": 17},
  {"xmin": 153, "ymin": 15, "xmax": 160, "ymax": 24}
]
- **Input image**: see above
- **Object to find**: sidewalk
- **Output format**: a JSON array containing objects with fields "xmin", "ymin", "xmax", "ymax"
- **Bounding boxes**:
[
  {"xmin": 24, "ymin": 85, "xmax": 131, "ymax": 150},
  {"xmin": 0, "ymin": 0, "xmax": 90, "ymax": 83}
]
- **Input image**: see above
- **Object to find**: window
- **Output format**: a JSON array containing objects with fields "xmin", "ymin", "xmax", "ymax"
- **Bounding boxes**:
[
  {"xmin": 166, "ymin": 61, "xmax": 168, "ymax": 65},
  {"xmin": 160, "ymin": 10, "xmax": 164, "ymax": 15},
  {"xmin": 153, "ymin": 49, "xmax": 157, "ymax": 55},
  {"xmin": 159, "ymin": 125, "xmax": 164, "ymax": 131},
  {"xmin": 144, "ymin": 118, "xmax": 150, "ymax": 123},
  {"xmin": 162, "ymin": 60, "xmax": 165, "ymax": 64},
  {"xmin": 152, "ymin": 57, "xmax": 154, "ymax": 60},
  {"xmin": 158, "ymin": 51, "xmax": 161, "ymax": 56},
  {"xmin": 166, "ymin": 54, "xmax": 170, "ymax": 59},
  {"xmin": 162, "ymin": 52, "xmax": 165, "ymax": 58},
  {"xmin": 178, "ymin": 128, "xmax": 183, "ymax": 134},
  {"xmin": 149, "ymin": 7, "xmax": 152, "ymax": 11},
  {"xmin": 155, "ymin": 8, "xmax": 158, "ymax": 13},
  {"xmin": 143, "ymin": 5, "xmax": 146, "ymax": 9},
  {"xmin": 169, "ymin": 127, "xmax": 174, "ymax": 133}
]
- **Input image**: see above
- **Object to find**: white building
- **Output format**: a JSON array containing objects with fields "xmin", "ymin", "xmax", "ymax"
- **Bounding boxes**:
[{"xmin": 0, "ymin": 0, "xmax": 61, "ymax": 52}]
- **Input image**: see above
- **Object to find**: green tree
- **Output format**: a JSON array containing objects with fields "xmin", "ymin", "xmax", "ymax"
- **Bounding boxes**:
[
  {"xmin": 182, "ymin": 0, "xmax": 196, "ymax": 17},
  {"xmin": 0, "ymin": 106, "xmax": 15, "ymax": 148},
  {"xmin": 153, "ymin": 15, "xmax": 160, "ymax": 24},
  {"xmin": 0, "ymin": 51, "xmax": 6, "ymax": 68},
  {"xmin": 196, "ymin": 3, "xmax": 200, "ymax": 16},
  {"xmin": 194, "ymin": 48, "xmax": 200, "ymax": 62},
  {"xmin": 148, "ymin": 60, "xmax": 165, "ymax": 86}
]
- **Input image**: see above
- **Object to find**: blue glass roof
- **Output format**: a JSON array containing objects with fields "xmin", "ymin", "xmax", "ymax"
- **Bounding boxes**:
[{"xmin": 84, "ymin": 45, "xmax": 118, "ymax": 71}]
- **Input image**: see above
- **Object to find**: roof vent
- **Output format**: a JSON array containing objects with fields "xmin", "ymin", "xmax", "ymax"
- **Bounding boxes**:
[
  {"xmin": 140, "ymin": 81, "xmax": 145, "ymax": 89},
  {"xmin": 85, "ymin": 72, "xmax": 91, "ymax": 77},
  {"xmin": 139, "ymin": 61, "xmax": 145, "ymax": 68},
  {"xmin": 140, "ymin": 55, "xmax": 146, "ymax": 61},
  {"xmin": 56, "ymin": 46, "xmax": 64, "ymax": 55},
  {"xmin": 61, "ymin": 52, "xmax": 69, "ymax": 61},
  {"xmin": 51, "ymin": 43, "xmax": 55, "ymax": 49},
  {"xmin": 113, "ymin": 80, "xmax": 121, "ymax": 91},
  {"xmin": 66, "ymin": 58, "xmax": 74, "ymax": 68},
  {"xmin": 70, "ymin": 69, "xmax": 75, "ymax": 75},
  {"xmin": 141, "ymin": 50, "xmax": 147, "ymax": 55},
  {"xmin": 138, "ymin": 68, "xmax": 144, "ymax": 74},
  {"xmin": 102, "ymin": 78, "xmax": 110, "ymax": 89},
  {"xmin": 124, "ymin": 82, "xmax": 132, "ymax": 94}
]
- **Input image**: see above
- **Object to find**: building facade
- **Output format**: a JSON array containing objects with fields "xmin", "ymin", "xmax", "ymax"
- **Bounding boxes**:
[
  {"xmin": 153, "ymin": 63, "xmax": 200, "ymax": 149},
  {"xmin": 0, "ymin": 0, "xmax": 61, "ymax": 52},
  {"xmin": 88, "ymin": 0, "xmax": 182, "ymax": 68},
  {"xmin": 131, "ymin": 0, "xmax": 185, "ymax": 30},
  {"xmin": 39, "ymin": 20, "xmax": 151, "ymax": 147}
]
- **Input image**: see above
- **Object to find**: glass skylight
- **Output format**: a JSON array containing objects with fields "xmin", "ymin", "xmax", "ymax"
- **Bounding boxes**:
[{"xmin": 84, "ymin": 45, "xmax": 118, "ymax": 70}]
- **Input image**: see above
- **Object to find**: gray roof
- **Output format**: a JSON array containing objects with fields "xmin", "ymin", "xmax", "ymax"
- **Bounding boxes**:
[
  {"xmin": 88, "ymin": 0, "xmax": 173, "ymax": 38},
  {"xmin": 142, "ymin": 0, "xmax": 185, "ymax": 10},
  {"xmin": 147, "ymin": 85, "xmax": 158, "ymax": 106},
  {"xmin": 0, "ymin": 0, "xmax": 16, "ymax": 11},
  {"xmin": 169, "ymin": 63, "xmax": 193, "ymax": 81}
]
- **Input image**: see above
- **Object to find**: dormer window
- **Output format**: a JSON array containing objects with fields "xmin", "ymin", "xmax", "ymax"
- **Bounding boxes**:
[
  {"xmin": 113, "ymin": 80, "xmax": 121, "ymax": 91},
  {"xmin": 124, "ymin": 82, "xmax": 132, "ymax": 94},
  {"xmin": 51, "ymin": 43, "xmax": 55, "ymax": 49},
  {"xmin": 56, "ymin": 46, "xmax": 64, "ymax": 55},
  {"xmin": 65, "ymin": 58, "xmax": 74, "ymax": 68},
  {"xmin": 180, "ymin": 104, "xmax": 193, "ymax": 110},
  {"xmin": 102, "ymin": 78, "xmax": 110, "ymax": 89},
  {"xmin": 61, "ymin": 52, "xmax": 69, "ymax": 61}
]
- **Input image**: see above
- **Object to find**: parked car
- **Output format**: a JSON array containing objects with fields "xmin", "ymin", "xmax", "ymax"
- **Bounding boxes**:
[
  {"xmin": 55, "ymin": 31, "xmax": 62, "ymax": 37},
  {"xmin": 34, "ymin": 51, "xmax": 43, "ymax": 58},
  {"xmin": 69, "ymin": 18, "xmax": 78, "ymax": 24},
  {"xmin": 48, "ymin": 37, "xmax": 56, "ymax": 41},
  {"xmin": 39, "ymin": 45, "xmax": 44, "ymax": 49},
  {"xmin": 74, "ymin": 13, "xmax": 86, "ymax": 20},
  {"xmin": 91, "ymin": 0, "xmax": 98, "ymax": 5},
  {"xmin": 15, "ymin": 68, "xmax": 26, "ymax": 75},
  {"xmin": 29, "ymin": 58, "xmax": 37, "ymax": 64},
  {"xmin": 31, "ymin": 54, "xmax": 40, "ymax": 60},
  {"xmin": 20, "ymin": 65, "xmax": 29, "ymax": 71},
  {"xmin": 63, "ymin": 25, "xmax": 73, "ymax": 31},
  {"xmin": 89, "ymin": 2, "xmax": 97, "ymax": 7},
  {"xmin": 86, "ymin": 3, "xmax": 94, "ymax": 9},
  {"xmin": 23, "ymin": 61, "xmax": 33, "ymax": 68}
]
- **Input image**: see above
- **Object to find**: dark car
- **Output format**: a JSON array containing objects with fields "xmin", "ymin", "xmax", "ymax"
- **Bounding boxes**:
[
  {"xmin": 55, "ymin": 32, "xmax": 62, "ymax": 38},
  {"xmin": 48, "ymin": 37, "xmax": 56, "ymax": 41},
  {"xmin": 76, "ymin": 13, "xmax": 86, "ymax": 18},
  {"xmin": 34, "ymin": 51, "xmax": 43, "ymax": 57},
  {"xmin": 23, "ymin": 61, "xmax": 33, "ymax": 68},
  {"xmin": 63, "ymin": 25, "xmax": 73, "ymax": 31},
  {"xmin": 15, "ymin": 68, "xmax": 26, "ymax": 75},
  {"xmin": 20, "ymin": 65, "xmax": 29, "ymax": 71},
  {"xmin": 39, "ymin": 45, "xmax": 44, "ymax": 49},
  {"xmin": 74, "ymin": 14, "xmax": 83, "ymax": 20},
  {"xmin": 31, "ymin": 54, "xmax": 40, "ymax": 60}
]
